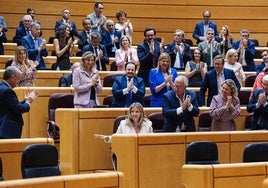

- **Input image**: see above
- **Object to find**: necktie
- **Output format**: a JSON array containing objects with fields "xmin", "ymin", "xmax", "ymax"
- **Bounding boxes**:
[
  {"xmin": 123, "ymin": 29, "xmax": 126, "ymax": 36},
  {"xmin": 34, "ymin": 39, "xmax": 40, "ymax": 62},
  {"xmin": 178, "ymin": 48, "xmax": 184, "ymax": 68},
  {"xmin": 210, "ymin": 43, "xmax": 213, "ymax": 67},
  {"xmin": 26, "ymin": 29, "xmax": 29, "ymax": 35},
  {"xmin": 217, "ymin": 72, "xmax": 223, "ymax": 94},
  {"xmin": 125, "ymin": 78, "xmax": 132, "ymax": 107},
  {"xmin": 94, "ymin": 48, "xmax": 101, "ymax": 71}
]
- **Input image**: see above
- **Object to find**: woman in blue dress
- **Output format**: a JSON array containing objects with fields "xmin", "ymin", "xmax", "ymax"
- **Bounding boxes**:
[{"xmin": 149, "ymin": 53, "xmax": 177, "ymax": 107}]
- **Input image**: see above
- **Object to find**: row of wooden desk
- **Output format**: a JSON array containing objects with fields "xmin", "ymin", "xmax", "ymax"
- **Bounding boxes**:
[{"xmin": 0, "ymin": 69, "xmax": 257, "ymax": 88}]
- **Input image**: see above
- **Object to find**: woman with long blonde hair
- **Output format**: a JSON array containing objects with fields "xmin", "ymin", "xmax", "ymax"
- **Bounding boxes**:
[{"xmin": 11, "ymin": 46, "xmax": 38, "ymax": 87}]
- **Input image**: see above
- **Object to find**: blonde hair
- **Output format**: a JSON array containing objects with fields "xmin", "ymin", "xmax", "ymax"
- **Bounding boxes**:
[
  {"xmin": 225, "ymin": 48, "xmax": 237, "ymax": 60},
  {"xmin": 14, "ymin": 46, "xmax": 31, "ymax": 67},
  {"xmin": 221, "ymin": 79, "xmax": 238, "ymax": 97},
  {"xmin": 81, "ymin": 51, "xmax": 96, "ymax": 70},
  {"xmin": 127, "ymin": 102, "xmax": 147, "ymax": 126},
  {"xmin": 156, "ymin": 52, "xmax": 171, "ymax": 71}
]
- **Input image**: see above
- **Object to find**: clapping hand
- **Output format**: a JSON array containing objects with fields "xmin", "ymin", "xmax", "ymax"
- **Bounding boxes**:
[
  {"xmin": 25, "ymin": 90, "xmax": 39, "ymax": 103},
  {"xmin": 182, "ymin": 95, "xmax": 191, "ymax": 110},
  {"xmin": 258, "ymin": 92, "xmax": 266, "ymax": 106},
  {"xmin": 225, "ymin": 95, "xmax": 233, "ymax": 109},
  {"xmin": 127, "ymin": 77, "xmax": 134, "ymax": 91}
]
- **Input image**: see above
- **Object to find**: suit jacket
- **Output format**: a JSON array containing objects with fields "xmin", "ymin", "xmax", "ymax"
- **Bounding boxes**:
[
  {"xmin": 21, "ymin": 35, "xmax": 48, "ymax": 69},
  {"xmin": 59, "ymin": 74, "xmax": 72, "ymax": 87},
  {"xmin": 78, "ymin": 30, "xmax": 91, "ymax": 50},
  {"xmin": 13, "ymin": 26, "xmax": 28, "ymax": 45},
  {"xmin": 232, "ymin": 40, "xmax": 256, "ymax": 71},
  {"xmin": 112, "ymin": 75, "xmax": 145, "ymax": 107},
  {"xmin": 86, "ymin": 13, "xmax": 107, "ymax": 34},
  {"xmin": 162, "ymin": 89, "xmax": 199, "ymax": 132},
  {"xmin": 199, "ymin": 68, "xmax": 241, "ymax": 106},
  {"xmin": 198, "ymin": 40, "xmax": 221, "ymax": 67},
  {"xmin": 54, "ymin": 19, "xmax": 79, "ymax": 37},
  {"xmin": 0, "ymin": 81, "xmax": 30, "ymax": 138},
  {"xmin": 137, "ymin": 40, "xmax": 161, "ymax": 87},
  {"xmin": 101, "ymin": 30, "xmax": 121, "ymax": 57},
  {"xmin": 0, "ymin": 32, "xmax": 7, "ymax": 55},
  {"xmin": 247, "ymin": 89, "xmax": 268, "ymax": 130},
  {"xmin": 256, "ymin": 62, "xmax": 266, "ymax": 75},
  {"xmin": 82, "ymin": 43, "xmax": 109, "ymax": 71},
  {"xmin": 192, "ymin": 21, "xmax": 220, "ymax": 44},
  {"xmin": 164, "ymin": 41, "xmax": 192, "ymax": 68}
]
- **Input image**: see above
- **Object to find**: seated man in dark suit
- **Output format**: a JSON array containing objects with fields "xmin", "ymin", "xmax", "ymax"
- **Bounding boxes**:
[
  {"xmin": 13, "ymin": 15, "xmax": 32, "ymax": 45},
  {"xmin": 82, "ymin": 32, "xmax": 109, "ymax": 71},
  {"xmin": 112, "ymin": 62, "xmax": 145, "ymax": 107},
  {"xmin": 101, "ymin": 19, "xmax": 121, "ymax": 57},
  {"xmin": 162, "ymin": 75, "xmax": 199, "ymax": 132},
  {"xmin": 59, "ymin": 62, "xmax": 80, "ymax": 87},
  {"xmin": 199, "ymin": 55, "xmax": 241, "ymax": 107},
  {"xmin": 247, "ymin": 74, "xmax": 268, "ymax": 130}
]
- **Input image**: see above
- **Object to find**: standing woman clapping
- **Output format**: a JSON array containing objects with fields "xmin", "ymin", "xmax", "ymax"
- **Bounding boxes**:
[{"xmin": 73, "ymin": 51, "xmax": 102, "ymax": 108}]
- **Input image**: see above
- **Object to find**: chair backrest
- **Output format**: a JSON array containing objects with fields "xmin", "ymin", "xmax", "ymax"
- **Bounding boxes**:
[
  {"xmin": 0, "ymin": 158, "xmax": 3, "ymax": 181},
  {"xmin": 238, "ymin": 90, "xmax": 251, "ymax": 106},
  {"xmin": 113, "ymin": 115, "xmax": 127, "ymax": 133},
  {"xmin": 48, "ymin": 93, "xmax": 74, "ymax": 121},
  {"xmin": 21, "ymin": 144, "xmax": 61, "ymax": 178},
  {"xmin": 103, "ymin": 73, "xmax": 123, "ymax": 87},
  {"xmin": 198, "ymin": 111, "xmax": 212, "ymax": 131},
  {"xmin": 183, "ymin": 38, "xmax": 193, "ymax": 46},
  {"xmin": 110, "ymin": 61, "xmax": 117, "ymax": 71},
  {"xmin": 243, "ymin": 143, "xmax": 268, "ymax": 162},
  {"xmin": 186, "ymin": 141, "xmax": 219, "ymax": 164},
  {"xmin": 249, "ymin": 38, "xmax": 259, "ymax": 46},
  {"xmin": 148, "ymin": 112, "xmax": 164, "ymax": 133},
  {"xmin": 103, "ymin": 95, "xmax": 113, "ymax": 107},
  {"xmin": 245, "ymin": 75, "xmax": 257, "ymax": 87},
  {"xmin": 143, "ymin": 94, "xmax": 151, "ymax": 107}
]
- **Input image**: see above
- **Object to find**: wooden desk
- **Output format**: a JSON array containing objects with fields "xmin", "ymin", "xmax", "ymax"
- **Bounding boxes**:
[
  {"xmin": 0, "ymin": 138, "xmax": 54, "ymax": 180},
  {"xmin": 112, "ymin": 132, "xmax": 268, "ymax": 188},
  {"xmin": 182, "ymin": 163, "xmax": 268, "ymax": 188}
]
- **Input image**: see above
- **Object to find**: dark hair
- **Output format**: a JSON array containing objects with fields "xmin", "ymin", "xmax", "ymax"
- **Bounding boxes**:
[
  {"xmin": 91, "ymin": 32, "xmax": 102, "ymax": 41},
  {"xmin": 125, "ymin": 62, "xmax": 137, "ymax": 70},
  {"xmin": 94, "ymin": 2, "xmax": 103, "ymax": 8},
  {"xmin": 26, "ymin": 8, "xmax": 35, "ymax": 14},
  {"xmin": 213, "ymin": 55, "xmax": 224, "ymax": 64},
  {"xmin": 143, "ymin": 27, "xmax": 156, "ymax": 36},
  {"xmin": 116, "ymin": 10, "xmax": 127, "ymax": 20},
  {"xmin": 82, "ymin": 18, "xmax": 92, "ymax": 26}
]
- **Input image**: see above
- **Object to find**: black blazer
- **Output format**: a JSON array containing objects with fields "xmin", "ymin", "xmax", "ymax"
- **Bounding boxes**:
[
  {"xmin": 162, "ymin": 89, "xmax": 199, "ymax": 132},
  {"xmin": 82, "ymin": 43, "xmax": 109, "ymax": 71}
]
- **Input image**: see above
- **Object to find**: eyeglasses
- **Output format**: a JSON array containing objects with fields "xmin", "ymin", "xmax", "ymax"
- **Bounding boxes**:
[
  {"xmin": 207, "ymin": 33, "xmax": 214, "ymax": 35},
  {"xmin": 107, "ymin": 24, "xmax": 114, "ymax": 26},
  {"xmin": 241, "ymin": 35, "xmax": 249, "ymax": 37},
  {"xmin": 24, "ymin": 20, "xmax": 31, "ymax": 22}
]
